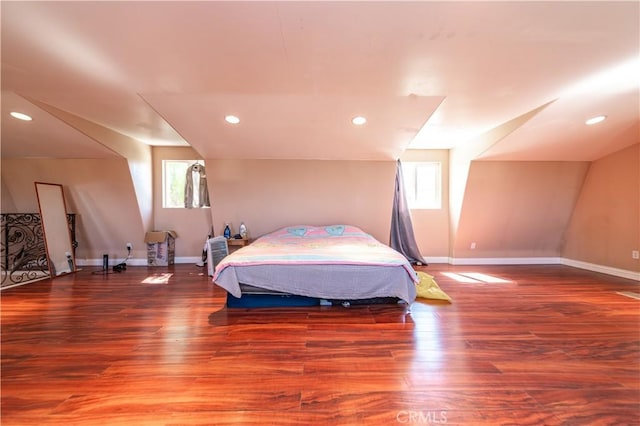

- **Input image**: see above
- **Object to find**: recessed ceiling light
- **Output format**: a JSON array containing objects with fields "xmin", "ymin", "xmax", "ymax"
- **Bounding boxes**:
[
  {"xmin": 352, "ymin": 116, "xmax": 367, "ymax": 125},
  {"xmin": 585, "ymin": 115, "xmax": 606, "ymax": 125},
  {"xmin": 225, "ymin": 115, "xmax": 240, "ymax": 124},
  {"xmin": 10, "ymin": 111, "xmax": 32, "ymax": 121}
]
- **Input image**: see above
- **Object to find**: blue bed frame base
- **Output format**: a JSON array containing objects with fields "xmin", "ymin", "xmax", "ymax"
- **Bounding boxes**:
[
  {"xmin": 225, "ymin": 293, "xmax": 402, "ymax": 308},
  {"xmin": 226, "ymin": 293, "xmax": 320, "ymax": 308}
]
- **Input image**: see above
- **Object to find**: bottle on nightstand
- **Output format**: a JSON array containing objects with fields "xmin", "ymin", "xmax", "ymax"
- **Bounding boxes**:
[{"xmin": 223, "ymin": 223, "xmax": 231, "ymax": 239}]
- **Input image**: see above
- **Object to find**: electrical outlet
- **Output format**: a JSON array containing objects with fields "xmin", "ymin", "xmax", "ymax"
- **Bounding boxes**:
[
  {"xmin": 126, "ymin": 243, "xmax": 133, "ymax": 251},
  {"xmin": 632, "ymin": 250, "xmax": 639, "ymax": 260},
  {"xmin": 470, "ymin": 242, "xmax": 477, "ymax": 250}
]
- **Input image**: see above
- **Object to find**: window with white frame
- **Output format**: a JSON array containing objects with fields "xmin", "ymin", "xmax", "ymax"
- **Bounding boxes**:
[
  {"xmin": 162, "ymin": 160, "xmax": 209, "ymax": 208},
  {"xmin": 402, "ymin": 162, "xmax": 442, "ymax": 209}
]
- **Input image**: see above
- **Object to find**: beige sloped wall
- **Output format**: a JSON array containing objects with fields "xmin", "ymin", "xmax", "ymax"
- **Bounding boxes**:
[
  {"xmin": 5, "ymin": 145, "xmax": 635, "ymax": 272},
  {"xmin": 206, "ymin": 159, "xmax": 396, "ymax": 243},
  {"xmin": 152, "ymin": 147, "xmax": 214, "ymax": 260},
  {"xmin": 563, "ymin": 143, "xmax": 640, "ymax": 271},
  {"xmin": 454, "ymin": 160, "xmax": 590, "ymax": 258},
  {"xmin": 25, "ymin": 98, "xmax": 154, "ymax": 233},
  {"xmin": 0, "ymin": 150, "xmax": 398, "ymax": 264},
  {"xmin": 1, "ymin": 158, "xmax": 146, "ymax": 262},
  {"xmin": 1, "ymin": 178, "xmax": 17, "ymax": 212},
  {"xmin": 151, "ymin": 150, "xmax": 397, "ymax": 257},
  {"xmin": 400, "ymin": 149, "xmax": 450, "ymax": 258}
]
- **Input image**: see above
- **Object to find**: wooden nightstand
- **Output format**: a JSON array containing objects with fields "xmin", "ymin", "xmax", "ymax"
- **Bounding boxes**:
[{"xmin": 227, "ymin": 238, "xmax": 249, "ymax": 253}]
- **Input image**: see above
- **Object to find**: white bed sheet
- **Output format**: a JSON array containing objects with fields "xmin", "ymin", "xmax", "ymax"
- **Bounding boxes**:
[
  {"xmin": 212, "ymin": 225, "xmax": 417, "ymax": 304},
  {"xmin": 215, "ymin": 263, "xmax": 417, "ymax": 303}
]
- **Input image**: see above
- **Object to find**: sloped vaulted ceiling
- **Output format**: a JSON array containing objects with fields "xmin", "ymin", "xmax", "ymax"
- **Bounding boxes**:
[{"xmin": 1, "ymin": 1, "xmax": 638, "ymax": 161}]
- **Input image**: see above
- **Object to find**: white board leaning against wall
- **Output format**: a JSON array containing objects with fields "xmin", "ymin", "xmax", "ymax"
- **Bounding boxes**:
[{"xmin": 35, "ymin": 182, "xmax": 76, "ymax": 276}]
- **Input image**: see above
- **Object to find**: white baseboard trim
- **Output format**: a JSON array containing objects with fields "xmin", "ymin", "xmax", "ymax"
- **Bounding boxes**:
[
  {"xmin": 422, "ymin": 257, "xmax": 450, "ymax": 264},
  {"xmin": 77, "ymin": 258, "xmax": 148, "ymax": 267},
  {"xmin": 78, "ymin": 255, "xmax": 639, "ymax": 281},
  {"xmin": 450, "ymin": 257, "xmax": 562, "ymax": 266},
  {"xmin": 421, "ymin": 255, "xmax": 639, "ymax": 281},
  {"xmin": 77, "ymin": 256, "xmax": 204, "ymax": 267},
  {"xmin": 175, "ymin": 256, "xmax": 203, "ymax": 264},
  {"xmin": 560, "ymin": 258, "xmax": 640, "ymax": 281}
]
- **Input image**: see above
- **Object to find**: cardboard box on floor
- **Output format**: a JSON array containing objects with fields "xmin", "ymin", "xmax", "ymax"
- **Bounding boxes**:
[{"xmin": 145, "ymin": 231, "xmax": 177, "ymax": 266}]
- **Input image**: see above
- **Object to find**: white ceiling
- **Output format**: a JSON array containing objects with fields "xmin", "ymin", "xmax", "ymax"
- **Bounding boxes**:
[{"xmin": 1, "ymin": 1, "xmax": 638, "ymax": 161}]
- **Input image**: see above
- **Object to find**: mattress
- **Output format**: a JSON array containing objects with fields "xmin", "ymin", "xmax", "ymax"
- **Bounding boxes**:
[{"xmin": 212, "ymin": 225, "xmax": 417, "ymax": 304}]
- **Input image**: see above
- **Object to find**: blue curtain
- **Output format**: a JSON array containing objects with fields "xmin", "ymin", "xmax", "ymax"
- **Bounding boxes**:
[{"xmin": 390, "ymin": 160, "xmax": 427, "ymax": 265}]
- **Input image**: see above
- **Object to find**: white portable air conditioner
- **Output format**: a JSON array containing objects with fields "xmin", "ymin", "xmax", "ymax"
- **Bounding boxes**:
[{"xmin": 207, "ymin": 236, "xmax": 229, "ymax": 277}]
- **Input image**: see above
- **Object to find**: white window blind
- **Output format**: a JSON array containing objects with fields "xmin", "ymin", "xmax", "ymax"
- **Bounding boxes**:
[
  {"xmin": 402, "ymin": 162, "xmax": 442, "ymax": 210},
  {"xmin": 162, "ymin": 160, "xmax": 206, "ymax": 208}
]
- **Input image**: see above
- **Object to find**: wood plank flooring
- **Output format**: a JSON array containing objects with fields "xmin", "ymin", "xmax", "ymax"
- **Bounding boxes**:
[{"xmin": 1, "ymin": 264, "xmax": 638, "ymax": 425}]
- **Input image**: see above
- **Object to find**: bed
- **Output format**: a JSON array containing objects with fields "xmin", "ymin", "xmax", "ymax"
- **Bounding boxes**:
[{"xmin": 212, "ymin": 225, "xmax": 418, "ymax": 307}]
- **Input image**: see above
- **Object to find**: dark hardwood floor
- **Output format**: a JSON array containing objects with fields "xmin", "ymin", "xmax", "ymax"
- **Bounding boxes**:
[{"xmin": 1, "ymin": 263, "xmax": 638, "ymax": 425}]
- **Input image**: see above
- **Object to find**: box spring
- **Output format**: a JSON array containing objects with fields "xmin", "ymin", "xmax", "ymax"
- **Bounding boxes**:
[{"xmin": 225, "ymin": 284, "xmax": 400, "ymax": 308}]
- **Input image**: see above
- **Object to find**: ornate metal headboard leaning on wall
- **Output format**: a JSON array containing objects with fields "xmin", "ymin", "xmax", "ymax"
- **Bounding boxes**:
[{"xmin": 1, "ymin": 213, "xmax": 77, "ymax": 289}]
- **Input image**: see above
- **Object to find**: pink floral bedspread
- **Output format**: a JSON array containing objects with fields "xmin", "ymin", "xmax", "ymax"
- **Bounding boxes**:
[{"xmin": 213, "ymin": 225, "xmax": 416, "ymax": 276}]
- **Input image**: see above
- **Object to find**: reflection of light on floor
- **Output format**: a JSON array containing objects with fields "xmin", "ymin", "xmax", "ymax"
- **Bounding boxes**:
[
  {"xmin": 441, "ymin": 272, "xmax": 511, "ymax": 284},
  {"xmin": 617, "ymin": 291, "xmax": 640, "ymax": 300},
  {"xmin": 460, "ymin": 272, "xmax": 511, "ymax": 283},
  {"xmin": 141, "ymin": 273, "xmax": 173, "ymax": 284},
  {"xmin": 441, "ymin": 272, "xmax": 480, "ymax": 283},
  {"xmin": 412, "ymin": 312, "xmax": 443, "ymax": 366}
]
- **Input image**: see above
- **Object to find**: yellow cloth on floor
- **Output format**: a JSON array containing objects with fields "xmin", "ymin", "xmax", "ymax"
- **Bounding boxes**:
[{"xmin": 415, "ymin": 271, "xmax": 451, "ymax": 302}]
